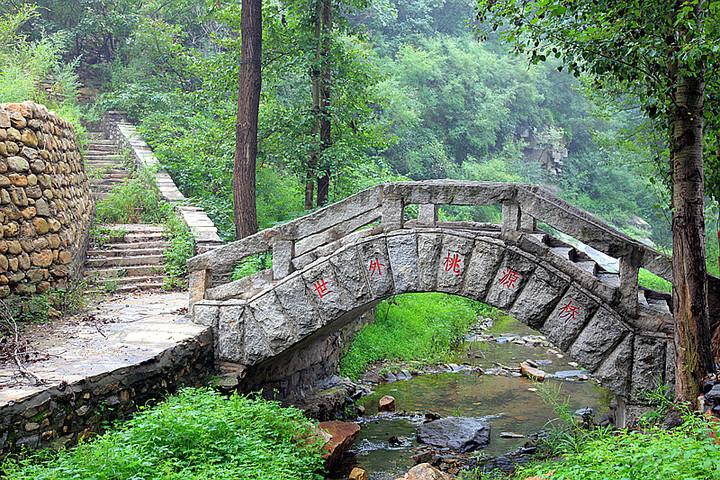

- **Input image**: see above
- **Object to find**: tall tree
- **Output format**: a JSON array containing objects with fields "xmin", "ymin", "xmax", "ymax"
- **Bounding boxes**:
[
  {"xmin": 477, "ymin": 0, "xmax": 719, "ymax": 404},
  {"xmin": 306, "ymin": 0, "xmax": 333, "ymax": 209},
  {"xmin": 234, "ymin": 0, "xmax": 262, "ymax": 238}
]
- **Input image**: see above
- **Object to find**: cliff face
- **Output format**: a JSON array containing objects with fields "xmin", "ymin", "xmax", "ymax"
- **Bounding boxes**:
[{"xmin": 0, "ymin": 101, "xmax": 93, "ymax": 297}]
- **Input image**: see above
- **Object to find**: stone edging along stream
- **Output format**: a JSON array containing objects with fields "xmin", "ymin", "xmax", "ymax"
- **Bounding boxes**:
[{"xmin": 99, "ymin": 111, "xmax": 223, "ymax": 254}]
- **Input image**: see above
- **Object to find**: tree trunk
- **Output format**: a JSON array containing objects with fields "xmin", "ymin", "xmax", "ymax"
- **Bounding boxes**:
[
  {"xmin": 233, "ymin": 0, "xmax": 262, "ymax": 239},
  {"xmin": 671, "ymin": 70, "xmax": 715, "ymax": 404},
  {"xmin": 309, "ymin": 0, "xmax": 332, "ymax": 208}
]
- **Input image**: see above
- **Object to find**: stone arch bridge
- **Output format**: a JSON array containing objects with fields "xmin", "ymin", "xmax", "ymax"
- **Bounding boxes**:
[{"xmin": 188, "ymin": 181, "xmax": 709, "ymax": 417}]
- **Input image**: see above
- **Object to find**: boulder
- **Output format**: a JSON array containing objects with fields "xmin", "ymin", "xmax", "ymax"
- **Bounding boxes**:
[
  {"xmin": 379, "ymin": 395, "xmax": 396, "ymax": 412},
  {"xmin": 417, "ymin": 417, "xmax": 490, "ymax": 453},
  {"xmin": 349, "ymin": 467, "xmax": 369, "ymax": 480},
  {"xmin": 519, "ymin": 361, "xmax": 546, "ymax": 382},
  {"xmin": 318, "ymin": 420, "xmax": 360, "ymax": 469},
  {"xmin": 395, "ymin": 463, "xmax": 454, "ymax": 480}
]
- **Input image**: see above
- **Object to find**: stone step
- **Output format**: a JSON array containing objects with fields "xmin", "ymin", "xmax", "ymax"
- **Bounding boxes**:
[
  {"xmin": 86, "ymin": 146, "xmax": 117, "ymax": 153},
  {"xmin": 89, "ymin": 278, "xmax": 166, "ymax": 294},
  {"xmin": 86, "ymin": 254, "xmax": 164, "ymax": 268},
  {"xmin": 87, "ymin": 264, "xmax": 165, "ymax": 278},
  {"xmin": 90, "ymin": 177, "xmax": 128, "ymax": 185},
  {"xmin": 86, "ymin": 161, "xmax": 125, "ymax": 168},
  {"xmin": 97, "ymin": 240, "xmax": 169, "ymax": 250},
  {"xmin": 109, "ymin": 224, "xmax": 164, "ymax": 232},
  {"xmin": 88, "ymin": 247, "xmax": 165, "ymax": 257},
  {"xmin": 85, "ymin": 156, "xmax": 124, "ymax": 163}
]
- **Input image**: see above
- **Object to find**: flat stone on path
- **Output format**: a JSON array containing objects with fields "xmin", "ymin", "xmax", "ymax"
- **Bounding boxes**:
[{"xmin": 0, "ymin": 292, "xmax": 204, "ymax": 405}]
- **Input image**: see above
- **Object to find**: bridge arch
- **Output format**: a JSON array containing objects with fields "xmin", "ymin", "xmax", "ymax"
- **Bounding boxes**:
[{"xmin": 189, "ymin": 182, "xmax": 682, "ymax": 416}]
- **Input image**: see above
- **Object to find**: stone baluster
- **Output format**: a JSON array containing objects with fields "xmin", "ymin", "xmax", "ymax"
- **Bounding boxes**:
[
  {"xmin": 520, "ymin": 211, "xmax": 536, "ymax": 232},
  {"xmin": 501, "ymin": 201, "xmax": 521, "ymax": 240},
  {"xmin": 272, "ymin": 239, "xmax": 295, "ymax": 280},
  {"xmin": 417, "ymin": 203, "xmax": 438, "ymax": 226},
  {"xmin": 381, "ymin": 197, "xmax": 405, "ymax": 231},
  {"xmin": 619, "ymin": 247, "xmax": 642, "ymax": 315},
  {"xmin": 189, "ymin": 268, "xmax": 211, "ymax": 306}
]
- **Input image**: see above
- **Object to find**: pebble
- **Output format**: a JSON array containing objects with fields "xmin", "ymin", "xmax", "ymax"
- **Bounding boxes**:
[{"xmin": 500, "ymin": 432, "xmax": 525, "ymax": 438}]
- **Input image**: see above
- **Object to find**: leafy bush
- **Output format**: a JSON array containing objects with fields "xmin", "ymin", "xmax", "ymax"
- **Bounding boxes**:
[
  {"xmin": 163, "ymin": 211, "xmax": 195, "ymax": 290},
  {"xmin": 1, "ymin": 388, "xmax": 325, "ymax": 480},
  {"xmin": 340, "ymin": 293, "xmax": 484, "ymax": 380}
]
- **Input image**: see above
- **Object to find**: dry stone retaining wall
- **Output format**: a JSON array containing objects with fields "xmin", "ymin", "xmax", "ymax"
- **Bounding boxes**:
[
  {"xmin": 0, "ymin": 102, "xmax": 92, "ymax": 297},
  {"xmin": 0, "ymin": 328, "xmax": 213, "ymax": 454}
]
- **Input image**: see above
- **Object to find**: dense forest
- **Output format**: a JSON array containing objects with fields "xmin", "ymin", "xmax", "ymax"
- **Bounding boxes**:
[{"xmin": 2, "ymin": 0, "xmax": 718, "ymax": 270}]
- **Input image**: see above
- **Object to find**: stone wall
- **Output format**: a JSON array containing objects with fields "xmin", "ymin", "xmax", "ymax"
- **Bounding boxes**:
[
  {"xmin": 0, "ymin": 102, "xmax": 93, "ymax": 297},
  {"xmin": 0, "ymin": 328, "xmax": 213, "ymax": 454}
]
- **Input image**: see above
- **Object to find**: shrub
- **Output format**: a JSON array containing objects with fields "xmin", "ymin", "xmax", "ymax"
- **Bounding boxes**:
[
  {"xmin": 1, "ymin": 388, "xmax": 325, "ymax": 480},
  {"xmin": 94, "ymin": 171, "xmax": 167, "ymax": 224}
]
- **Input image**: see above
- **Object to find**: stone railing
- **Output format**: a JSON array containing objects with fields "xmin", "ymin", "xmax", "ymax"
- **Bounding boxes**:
[
  {"xmin": 0, "ymin": 102, "xmax": 93, "ymax": 297},
  {"xmin": 187, "ymin": 181, "xmax": 676, "ymax": 312},
  {"xmin": 100, "ymin": 112, "xmax": 222, "ymax": 253}
]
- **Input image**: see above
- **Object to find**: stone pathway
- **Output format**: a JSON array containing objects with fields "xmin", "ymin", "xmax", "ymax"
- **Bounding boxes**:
[{"xmin": 0, "ymin": 292, "xmax": 203, "ymax": 404}]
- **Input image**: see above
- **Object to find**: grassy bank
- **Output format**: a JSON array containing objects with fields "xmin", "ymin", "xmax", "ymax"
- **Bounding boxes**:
[
  {"xmin": 1, "ymin": 389, "xmax": 325, "ymax": 480},
  {"xmin": 339, "ymin": 293, "xmax": 490, "ymax": 380},
  {"xmin": 507, "ymin": 413, "xmax": 720, "ymax": 480}
]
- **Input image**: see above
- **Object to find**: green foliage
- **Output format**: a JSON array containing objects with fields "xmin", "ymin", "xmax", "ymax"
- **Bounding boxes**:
[
  {"xmin": 231, "ymin": 253, "xmax": 273, "ymax": 282},
  {"xmin": 510, "ymin": 412, "xmax": 720, "ymax": 480},
  {"xmin": 90, "ymin": 225, "xmax": 127, "ymax": 246},
  {"xmin": 94, "ymin": 171, "xmax": 167, "ymax": 224},
  {"xmin": 0, "ymin": 5, "xmax": 85, "ymax": 137},
  {"xmin": 162, "ymin": 212, "xmax": 195, "ymax": 290},
  {"xmin": 340, "ymin": 293, "xmax": 484, "ymax": 380},
  {"xmin": 638, "ymin": 268, "xmax": 673, "ymax": 294},
  {"xmin": 1, "ymin": 388, "xmax": 325, "ymax": 480}
]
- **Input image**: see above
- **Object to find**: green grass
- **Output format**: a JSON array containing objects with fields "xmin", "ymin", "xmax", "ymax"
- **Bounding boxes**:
[
  {"xmin": 638, "ymin": 267, "xmax": 673, "ymax": 294},
  {"xmin": 339, "ymin": 293, "xmax": 485, "ymax": 380},
  {"xmin": 1, "ymin": 388, "xmax": 325, "ymax": 480},
  {"xmin": 507, "ymin": 413, "xmax": 720, "ymax": 480}
]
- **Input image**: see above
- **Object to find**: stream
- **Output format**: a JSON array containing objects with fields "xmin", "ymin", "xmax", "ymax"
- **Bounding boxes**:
[{"xmin": 342, "ymin": 316, "xmax": 612, "ymax": 479}]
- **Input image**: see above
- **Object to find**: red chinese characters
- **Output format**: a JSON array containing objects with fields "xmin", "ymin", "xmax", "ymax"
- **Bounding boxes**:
[
  {"xmin": 313, "ymin": 278, "xmax": 331, "ymax": 299},
  {"xmin": 498, "ymin": 267, "xmax": 520, "ymax": 289},
  {"xmin": 559, "ymin": 299, "xmax": 580, "ymax": 321},
  {"xmin": 369, "ymin": 257, "xmax": 384, "ymax": 279},
  {"xmin": 443, "ymin": 251, "xmax": 462, "ymax": 276}
]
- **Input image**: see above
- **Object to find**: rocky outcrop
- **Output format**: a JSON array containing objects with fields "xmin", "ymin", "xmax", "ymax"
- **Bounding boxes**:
[
  {"xmin": 0, "ymin": 102, "xmax": 92, "ymax": 297},
  {"xmin": 417, "ymin": 417, "xmax": 491, "ymax": 453}
]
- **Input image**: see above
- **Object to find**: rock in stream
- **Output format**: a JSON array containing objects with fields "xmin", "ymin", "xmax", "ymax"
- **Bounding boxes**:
[{"xmin": 416, "ymin": 416, "xmax": 491, "ymax": 453}]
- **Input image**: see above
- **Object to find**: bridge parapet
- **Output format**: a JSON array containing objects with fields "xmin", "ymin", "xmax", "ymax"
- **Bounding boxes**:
[{"xmin": 187, "ymin": 181, "xmax": 672, "ymax": 312}]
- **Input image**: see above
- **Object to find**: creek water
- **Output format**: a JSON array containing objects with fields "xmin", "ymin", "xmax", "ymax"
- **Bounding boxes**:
[{"xmin": 347, "ymin": 316, "xmax": 612, "ymax": 479}]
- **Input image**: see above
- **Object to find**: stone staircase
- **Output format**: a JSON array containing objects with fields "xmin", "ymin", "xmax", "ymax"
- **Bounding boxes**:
[
  {"xmin": 86, "ymin": 131, "xmax": 129, "ymax": 200},
  {"xmin": 84, "ymin": 131, "xmax": 169, "ymax": 293}
]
